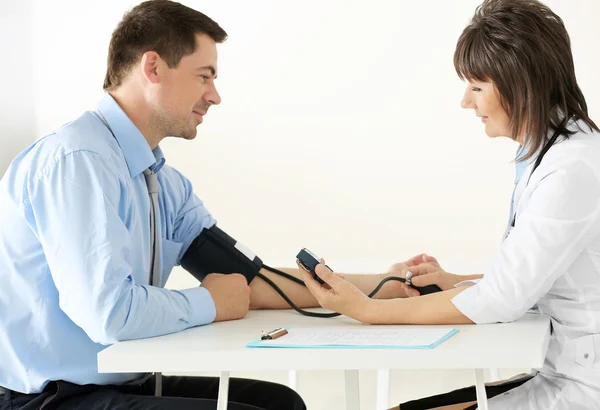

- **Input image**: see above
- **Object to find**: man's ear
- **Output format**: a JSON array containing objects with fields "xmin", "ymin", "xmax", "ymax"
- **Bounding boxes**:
[{"xmin": 140, "ymin": 51, "xmax": 162, "ymax": 84}]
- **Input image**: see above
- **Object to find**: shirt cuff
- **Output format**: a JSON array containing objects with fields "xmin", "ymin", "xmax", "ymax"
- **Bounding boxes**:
[
  {"xmin": 454, "ymin": 278, "xmax": 482, "ymax": 288},
  {"xmin": 179, "ymin": 287, "xmax": 217, "ymax": 326}
]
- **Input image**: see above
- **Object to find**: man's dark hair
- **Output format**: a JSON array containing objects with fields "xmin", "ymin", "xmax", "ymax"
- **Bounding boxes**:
[{"xmin": 103, "ymin": 0, "xmax": 227, "ymax": 91}]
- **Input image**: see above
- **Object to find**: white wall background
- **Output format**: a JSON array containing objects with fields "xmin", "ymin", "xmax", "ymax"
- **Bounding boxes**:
[
  {"xmin": 0, "ymin": 0, "xmax": 35, "ymax": 176},
  {"xmin": 16, "ymin": 0, "xmax": 600, "ymax": 279},
  {"xmin": 2, "ymin": 1, "xmax": 600, "ymax": 408}
]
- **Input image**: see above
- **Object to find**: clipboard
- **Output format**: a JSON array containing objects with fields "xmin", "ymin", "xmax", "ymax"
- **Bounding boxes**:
[{"xmin": 246, "ymin": 327, "xmax": 458, "ymax": 349}]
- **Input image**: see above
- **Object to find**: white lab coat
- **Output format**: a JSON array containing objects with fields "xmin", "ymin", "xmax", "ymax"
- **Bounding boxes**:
[{"xmin": 451, "ymin": 120, "xmax": 600, "ymax": 409}]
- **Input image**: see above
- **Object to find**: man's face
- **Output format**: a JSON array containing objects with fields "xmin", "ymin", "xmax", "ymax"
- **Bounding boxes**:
[{"xmin": 152, "ymin": 33, "xmax": 221, "ymax": 140}]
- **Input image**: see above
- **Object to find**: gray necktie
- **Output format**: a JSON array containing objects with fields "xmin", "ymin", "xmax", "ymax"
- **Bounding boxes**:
[
  {"xmin": 143, "ymin": 169, "xmax": 161, "ymax": 288},
  {"xmin": 143, "ymin": 169, "xmax": 163, "ymax": 397},
  {"xmin": 97, "ymin": 111, "xmax": 163, "ymax": 395}
]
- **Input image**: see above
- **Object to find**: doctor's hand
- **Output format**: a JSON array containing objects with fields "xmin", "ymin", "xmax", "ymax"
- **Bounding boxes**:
[
  {"xmin": 387, "ymin": 254, "xmax": 441, "ymax": 297},
  {"xmin": 400, "ymin": 262, "xmax": 464, "ymax": 297},
  {"xmin": 201, "ymin": 273, "xmax": 251, "ymax": 322},
  {"xmin": 299, "ymin": 262, "xmax": 370, "ymax": 321},
  {"xmin": 387, "ymin": 253, "xmax": 441, "ymax": 277}
]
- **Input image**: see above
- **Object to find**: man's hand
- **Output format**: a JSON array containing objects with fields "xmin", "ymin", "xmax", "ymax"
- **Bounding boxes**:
[
  {"xmin": 387, "ymin": 253, "xmax": 441, "ymax": 276},
  {"xmin": 201, "ymin": 273, "xmax": 250, "ymax": 322}
]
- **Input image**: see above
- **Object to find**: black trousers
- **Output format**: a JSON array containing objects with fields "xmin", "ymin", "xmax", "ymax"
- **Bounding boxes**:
[
  {"xmin": 399, "ymin": 373, "xmax": 534, "ymax": 410},
  {"xmin": 1, "ymin": 375, "xmax": 306, "ymax": 410}
]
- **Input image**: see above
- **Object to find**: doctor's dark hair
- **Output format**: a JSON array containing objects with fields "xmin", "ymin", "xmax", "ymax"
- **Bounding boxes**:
[
  {"xmin": 454, "ymin": 0, "xmax": 598, "ymax": 162},
  {"xmin": 103, "ymin": 0, "xmax": 227, "ymax": 91}
]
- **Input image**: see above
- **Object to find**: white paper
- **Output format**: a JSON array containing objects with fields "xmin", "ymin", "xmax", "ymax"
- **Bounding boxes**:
[{"xmin": 259, "ymin": 327, "xmax": 455, "ymax": 347}]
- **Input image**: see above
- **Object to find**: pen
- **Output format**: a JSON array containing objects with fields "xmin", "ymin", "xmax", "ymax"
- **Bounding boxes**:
[{"xmin": 261, "ymin": 328, "xmax": 289, "ymax": 340}]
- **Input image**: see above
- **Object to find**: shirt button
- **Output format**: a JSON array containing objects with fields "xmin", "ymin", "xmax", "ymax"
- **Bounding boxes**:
[{"xmin": 584, "ymin": 353, "xmax": 590, "ymax": 359}]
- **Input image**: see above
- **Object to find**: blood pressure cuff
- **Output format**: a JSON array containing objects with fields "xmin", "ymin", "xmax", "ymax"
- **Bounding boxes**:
[{"xmin": 180, "ymin": 225, "xmax": 262, "ymax": 284}]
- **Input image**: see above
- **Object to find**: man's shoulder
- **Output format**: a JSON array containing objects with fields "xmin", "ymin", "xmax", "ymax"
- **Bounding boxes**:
[
  {"xmin": 24, "ymin": 111, "xmax": 126, "ymax": 178},
  {"xmin": 159, "ymin": 164, "xmax": 187, "ymax": 182},
  {"xmin": 159, "ymin": 164, "xmax": 193, "ymax": 198},
  {"xmin": 53, "ymin": 111, "xmax": 122, "ymax": 160}
]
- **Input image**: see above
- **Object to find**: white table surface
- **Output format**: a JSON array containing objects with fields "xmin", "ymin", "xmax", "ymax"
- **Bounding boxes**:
[{"xmin": 98, "ymin": 309, "xmax": 550, "ymax": 372}]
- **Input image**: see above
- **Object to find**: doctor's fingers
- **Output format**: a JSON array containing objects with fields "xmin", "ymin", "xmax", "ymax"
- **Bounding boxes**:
[
  {"xmin": 299, "ymin": 269, "xmax": 340, "ymax": 309},
  {"xmin": 399, "ymin": 282, "xmax": 420, "ymax": 297},
  {"xmin": 422, "ymin": 254, "xmax": 440, "ymax": 267},
  {"xmin": 320, "ymin": 258, "xmax": 345, "ymax": 280},
  {"xmin": 401, "ymin": 262, "xmax": 441, "ymax": 278},
  {"xmin": 299, "ymin": 267, "xmax": 329, "ymax": 299},
  {"xmin": 315, "ymin": 263, "xmax": 347, "ymax": 290},
  {"xmin": 404, "ymin": 254, "xmax": 428, "ymax": 267},
  {"xmin": 409, "ymin": 272, "xmax": 444, "ymax": 287},
  {"xmin": 403, "ymin": 254, "xmax": 440, "ymax": 268}
]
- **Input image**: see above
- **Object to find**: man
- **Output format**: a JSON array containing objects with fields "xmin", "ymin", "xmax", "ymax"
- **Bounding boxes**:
[{"xmin": 0, "ymin": 1, "xmax": 413, "ymax": 409}]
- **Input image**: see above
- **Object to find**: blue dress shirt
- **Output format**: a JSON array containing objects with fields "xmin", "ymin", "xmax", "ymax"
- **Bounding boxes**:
[
  {"xmin": 514, "ymin": 146, "xmax": 529, "ymax": 185},
  {"xmin": 507, "ymin": 146, "xmax": 530, "ymax": 226},
  {"xmin": 0, "ymin": 94, "xmax": 217, "ymax": 394}
]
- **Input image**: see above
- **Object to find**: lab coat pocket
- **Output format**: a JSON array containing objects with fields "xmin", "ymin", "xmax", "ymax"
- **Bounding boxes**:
[
  {"xmin": 553, "ymin": 334, "xmax": 600, "ymax": 382},
  {"xmin": 573, "ymin": 334, "xmax": 598, "ymax": 368},
  {"xmin": 161, "ymin": 238, "xmax": 183, "ymax": 275}
]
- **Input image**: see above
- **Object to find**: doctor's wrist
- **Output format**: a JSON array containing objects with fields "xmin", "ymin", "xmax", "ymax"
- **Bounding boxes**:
[
  {"xmin": 358, "ymin": 299, "xmax": 390, "ymax": 324},
  {"xmin": 459, "ymin": 273, "xmax": 484, "ymax": 282}
]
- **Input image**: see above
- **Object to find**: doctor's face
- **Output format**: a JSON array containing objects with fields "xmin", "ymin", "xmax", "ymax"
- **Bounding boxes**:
[{"xmin": 461, "ymin": 80, "xmax": 511, "ymax": 139}]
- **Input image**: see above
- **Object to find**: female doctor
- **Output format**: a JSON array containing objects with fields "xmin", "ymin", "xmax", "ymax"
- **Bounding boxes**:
[{"xmin": 301, "ymin": 0, "xmax": 600, "ymax": 409}]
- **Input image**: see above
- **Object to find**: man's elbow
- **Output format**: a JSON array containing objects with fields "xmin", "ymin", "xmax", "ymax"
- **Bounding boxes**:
[
  {"xmin": 86, "ymin": 312, "xmax": 131, "ymax": 345},
  {"xmin": 89, "ymin": 296, "xmax": 139, "ymax": 345}
]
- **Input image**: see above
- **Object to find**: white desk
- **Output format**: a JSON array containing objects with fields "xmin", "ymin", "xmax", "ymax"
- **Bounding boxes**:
[{"xmin": 98, "ymin": 310, "xmax": 551, "ymax": 410}]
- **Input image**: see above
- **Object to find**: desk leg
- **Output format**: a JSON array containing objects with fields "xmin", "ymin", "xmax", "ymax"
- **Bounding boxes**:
[
  {"xmin": 288, "ymin": 370, "xmax": 298, "ymax": 391},
  {"xmin": 489, "ymin": 368, "xmax": 501, "ymax": 381},
  {"xmin": 344, "ymin": 370, "xmax": 360, "ymax": 410},
  {"xmin": 376, "ymin": 369, "xmax": 390, "ymax": 410},
  {"xmin": 217, "ymin": 371, "xmax": 230, "ymax": 410},
  {"xmin": 474, "ymin": 369, "xmax": 489, "ymax": 410},
  {"xmin": 154, "ymin": 372, "xmax": 162, "ymax": 396}
]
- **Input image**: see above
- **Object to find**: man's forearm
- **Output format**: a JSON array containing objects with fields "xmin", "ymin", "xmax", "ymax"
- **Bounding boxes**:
[
  {"xmin": 361, "ymin": 287, "xmax": 474, "ymax": 325},
  {"xmin": 249, "ymin": 268, "xmax": 406, "ymax": 310}
]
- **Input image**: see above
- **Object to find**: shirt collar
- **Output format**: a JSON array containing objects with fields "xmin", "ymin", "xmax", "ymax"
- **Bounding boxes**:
[
  {"xmin": 514, "ymin": 146, "xmax": 530, "ymax": 185},
  {"xmin": 96, "ymin": 93, "xmax": 165, "ymax": 178},
  {"xmin": 515, "ymin": 120, "xmax": 574, "ymax": 185}
]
